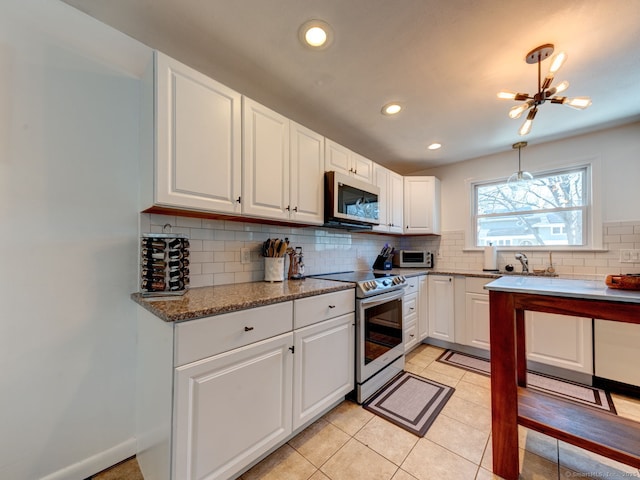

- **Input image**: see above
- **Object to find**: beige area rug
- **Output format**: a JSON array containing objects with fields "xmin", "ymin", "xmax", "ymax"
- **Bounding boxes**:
[
  {"xmin": 363, "ymin": 372, "xmax": 454, "ymax": 436},
  {"xmin": 437, "ymin": 350, "xmax": 617, "ymax": 414}
]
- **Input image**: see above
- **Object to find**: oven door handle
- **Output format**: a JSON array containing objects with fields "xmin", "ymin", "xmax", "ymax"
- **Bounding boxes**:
[{"xmin": 358, "ymin": 288, "xmax": 405, "ymax": 307}]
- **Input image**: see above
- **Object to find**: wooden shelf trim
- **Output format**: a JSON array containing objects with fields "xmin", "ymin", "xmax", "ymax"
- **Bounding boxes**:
[{"xmin": 518, "ymin": 387, "xmax": 640, "ymax": 468}]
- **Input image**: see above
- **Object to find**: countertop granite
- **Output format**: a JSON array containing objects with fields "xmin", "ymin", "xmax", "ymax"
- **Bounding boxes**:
[
  {"xmin": 131, "ymin": 278, "xmax": 354, "ymax": 322},
  {"xmin": 485, "ymin": 275, "xmax": 640, "ymax": 304}
]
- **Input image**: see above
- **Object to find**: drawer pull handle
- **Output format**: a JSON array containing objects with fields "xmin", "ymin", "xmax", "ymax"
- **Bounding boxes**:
[
  {"xmin": 244, "ymin": 326, "xmax": 254, "ymax": 332},
  {"xmin": 328, "ymin": 305, "xmax": 336, "ymax": 309},
  {"xmin": 410, "ymin": 307, "xmax": 415, "ymax": 311}
]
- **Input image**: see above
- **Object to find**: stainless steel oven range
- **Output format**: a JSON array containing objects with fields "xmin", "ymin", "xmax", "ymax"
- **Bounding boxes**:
[{"xmin": 311, "ymin": 271, "xmax": 407, "ymax": 403}]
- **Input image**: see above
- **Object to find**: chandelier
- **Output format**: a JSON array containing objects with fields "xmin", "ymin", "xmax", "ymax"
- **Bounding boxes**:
[{"xmin": 498, "ymin": 44, "xmax": 592, "ymax": 136}]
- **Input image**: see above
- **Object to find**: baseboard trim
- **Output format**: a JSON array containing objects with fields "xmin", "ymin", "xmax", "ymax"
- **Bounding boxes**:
[
  {"xmin": 40, "ymin": 438, "xmax": 136, "ymax": 480},
  {"xmin": 593, "ymin": 376, "xmax": 640, "ymax": 399}
]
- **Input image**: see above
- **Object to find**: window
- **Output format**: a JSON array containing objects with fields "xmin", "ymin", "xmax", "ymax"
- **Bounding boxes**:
[{"xmin": 473, "ymin": 166, "xmax": 588, "ymax": 247}]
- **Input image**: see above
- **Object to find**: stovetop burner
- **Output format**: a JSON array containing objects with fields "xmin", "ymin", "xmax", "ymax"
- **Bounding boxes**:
[{"xmin": 311, "ymin": 271, "xmax": 407, "ymax": 297}]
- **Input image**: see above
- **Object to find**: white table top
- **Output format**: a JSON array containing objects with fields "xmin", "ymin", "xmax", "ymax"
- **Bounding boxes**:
[{"xmin": 484, "ymin": 276, "xmax": 640, "ymax": 304}]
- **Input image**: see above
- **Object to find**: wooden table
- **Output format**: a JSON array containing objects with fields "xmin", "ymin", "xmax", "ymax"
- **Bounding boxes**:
[{"xmin": 485, "ymin": 276, "xmax": 640, "ymax": 480}]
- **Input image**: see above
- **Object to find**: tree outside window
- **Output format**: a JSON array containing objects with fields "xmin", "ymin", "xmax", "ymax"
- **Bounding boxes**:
[{"xmin": 474, "ymin": 167, "xmax": 587, "ymax": 247}]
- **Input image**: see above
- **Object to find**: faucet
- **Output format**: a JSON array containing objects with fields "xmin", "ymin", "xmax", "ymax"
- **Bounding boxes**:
[{"xmin": 515, "ymin": 253, "xmax": 529, "ymax": 273}]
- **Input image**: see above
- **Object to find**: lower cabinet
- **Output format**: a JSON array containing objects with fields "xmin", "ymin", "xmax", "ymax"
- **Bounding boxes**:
[
  {"xmin": 595, "ymin": 319, "xmax": 640, "ymax": 387},
  {"xmin": 464, "ymin": 277, "xmax": 491, "ymax": 351},
  {"xmin": 136, "ymin": 289, "xmax": 355, "ymax": 480},
  {"xmin": 428, "ymin": 275, "xmax": 455, "ymax": 342},
  {"xmin": 403, "ymin": 275, "xmax": 428, "ymax": 352},
  {"xmin": 293, "ymin": 313, "xmax": 354, "ymax": 429},
  {"xmin": 174, "ymin": 333, "xmax": 293, "ymax": 480}
]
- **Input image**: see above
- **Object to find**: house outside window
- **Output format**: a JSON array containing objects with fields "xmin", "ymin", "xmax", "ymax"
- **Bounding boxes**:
[{"xmin": 473, "ymin": 166, "xmax": 589, "ymax": 248}]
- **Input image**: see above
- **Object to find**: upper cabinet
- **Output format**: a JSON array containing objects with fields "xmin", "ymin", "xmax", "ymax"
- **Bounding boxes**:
[
  {"xmin": 289, "ymin": 121, "xmax": 325, "ymax": 225},
  {"xmin": 325, "ymin": 139, "xmax": 373, "ymax": 183},
  {"xmin": 144, "ymin": 51, "xmax": 242, "ymax": 213},
  {"xmin": 242, "ymin": 98, "xmax": 290, "ymax": 220},
  {"xmin": 242, "ymin": 98, "xmax": 324, "ymax": 224},
  {"xmin": 404, "ymin": 176, "xmax": 441, "ymax": 234},
  {"xmin": 373, "ymin": 164, "xmax": 404, "ymax": 234}
]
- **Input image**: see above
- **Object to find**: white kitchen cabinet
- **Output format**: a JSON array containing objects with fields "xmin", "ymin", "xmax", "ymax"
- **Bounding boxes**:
[
  {"xmin": 525, "ymin": 311, "xmax": 593, "ymax": 374},
  {"xmin": 174, "ymin": 333, "xmax": 293, "ymax": 480},
  {"xmin": 242, "ymin": 97, "xmax": 290, "ymax": 220},
  {"xmin": 144, "ymin": 51, "xmax": 242, "ymax": 213},
  {"xmin": 595, "ymin": 320, "xmax": 640, "ymax": 387},
  {"xmin": 372, "ymin": 164, "xmax": 404, "ymax": 234},
  {"xmin": 428, "ymin": 275, "xmax": 455, "ymax": 342},
  {"xmin": 403, "ymin": 276, "xmax": 420, "ymax": 351},
  {"xmin": 289, "ymin": 121, "xmax": 325, "ymax": 224},
  {"xmin": 463, "ymin": 277, "xmax": 492, "ymax": 351},
  {"xmin": 403, "ymin": 176, "xmax": 441, "ymax": 234},
  {"xmin": 325, "ymin": 138, "xmax": 373, "ymax": 183},
  {"xmin": 292, "ymin": 313, "xmax": 354, "ymax": 429},
  {"xmin": 418, "ymin": 276, "xmax": 428, "ymax": 341},
  {"xmin": 137, "ymin": 288, "xmax": 355, "ymax": 480}
]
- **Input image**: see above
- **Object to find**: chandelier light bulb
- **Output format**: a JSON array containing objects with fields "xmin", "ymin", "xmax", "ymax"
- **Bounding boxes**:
[
  {"xmin": 519, "ymin": 119, "xmax": 533, "ymax": 136},
  {"xmin": 564, "ymin": 97, "xmax": 592, "ymax": 109},
  {"xmin": 549, "ymin": 52, "xmax": 567, "ymax": 74},
  {"xmin": 509, "ymin": 103, "xmax": 529, "ymax": 119},
  {"xmin": 497, "ymin": 90, "xmax": 517, "ymax": 100},
  {"xmin": 555, "ymin": 80, "xmax": 569, "ymax": 94}
]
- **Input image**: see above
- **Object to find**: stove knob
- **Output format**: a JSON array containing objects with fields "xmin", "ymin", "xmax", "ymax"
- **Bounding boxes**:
[{"xmin": 369, "ymin": 281, "xmax": 377, "ymax": 290}]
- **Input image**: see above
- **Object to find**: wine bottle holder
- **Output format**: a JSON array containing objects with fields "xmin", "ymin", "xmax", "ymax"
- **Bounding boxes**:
[{"xmin": 140, "ymin": 232, "xmax": 190, "ymax": 297}]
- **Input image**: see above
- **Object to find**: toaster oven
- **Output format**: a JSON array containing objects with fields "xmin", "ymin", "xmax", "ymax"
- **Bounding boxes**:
[{"xmin": 392, "ymin": 250, "xmax": 433, "ymax": 268}]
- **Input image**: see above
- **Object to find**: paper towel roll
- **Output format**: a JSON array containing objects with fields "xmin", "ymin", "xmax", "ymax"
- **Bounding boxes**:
[{"xmin": 483, "ymin": 245, "xmax": 498, "ymax": 271}]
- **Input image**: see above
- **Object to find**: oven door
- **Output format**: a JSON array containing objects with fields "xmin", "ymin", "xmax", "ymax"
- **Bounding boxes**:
[{"xmin": 356, "ymin": 289, "xmax": 404, "ymax": 383}]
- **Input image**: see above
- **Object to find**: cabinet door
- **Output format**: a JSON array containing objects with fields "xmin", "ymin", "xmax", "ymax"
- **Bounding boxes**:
[
  {"xmin": 428, "ymin": 275, "xmax": 454, "ymax": 342},
  {"xmin": 325, "ymin": 139, "xmax": 351, "ymax": 176},
  {"xmin": 418, "ymin": 276, "xmax": 428, "ymax": 341},
  {"xmin": 388, "ymin": 171, "xmax": 404, "ymax": 234},
  {"xmin": 372, "ymin": 164, "xmax": 390, "ymax": 233},
  {"xmin": 465, "ymin": 292, "xmax": 490, "ymax": 350},
  {"xmin": 403, "ymin": 176, "xmax": 441, "ymax": 234},
  {"xmin": 293, "ymin": 314, "xmax": 354, "ymax": 430},
  {"xmin": 242, "ymin": 97, "xmax": 290, "ymax": 220},
  {"xmin": 595, "ymin": 320, "xmax": 640, "ymax": 386},
  {"xmin": 173, "ymin": 333, "xmax": 293, "ymax": 480},
  {"xmin": 351, "ymin": 153, "xmax": 373, "ymax": 183},
  {"xmin": 290, "ymin": 122, "xmax": 324, "ymax": 224},
  {"xmin": 155, "ymin": 52, "xmax": 241, "ymax": 213},
  {"xmin": 525, "ymin": 312, "xmax": 593, "ymax": 374}
]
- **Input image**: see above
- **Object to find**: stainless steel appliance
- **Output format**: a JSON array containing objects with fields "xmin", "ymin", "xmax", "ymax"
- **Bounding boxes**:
[
  {"xmin": 392, "ymin": 250, "xmax": 433, "ymax": 268},
  {"xmin": 311, "ymin": 271, "xmax": 406, "ymax": 403},
  {"xmin": 324, "ymin": 171, "xmax": 380, "ymax": 229}
]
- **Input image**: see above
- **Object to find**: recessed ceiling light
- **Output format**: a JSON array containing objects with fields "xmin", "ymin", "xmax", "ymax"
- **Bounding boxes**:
[
  {"xmin": 299, "ymin": 20, "xmax": 333, "ymax": 49},
  {"xmin": 428, "ymin": 143, "xmax": 442, "ymax": 150},
  {"xmin": 381, "ymin": 103, "xmax": 402, "ymax": 115}
]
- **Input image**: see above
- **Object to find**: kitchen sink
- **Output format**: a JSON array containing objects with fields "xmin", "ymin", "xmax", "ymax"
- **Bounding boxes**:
[{"xmin": 500, "ymin": 271, "xmax": 558, "ymax": 277}]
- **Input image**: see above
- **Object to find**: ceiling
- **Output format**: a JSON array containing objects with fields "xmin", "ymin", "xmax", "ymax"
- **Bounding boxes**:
[{"xmin": 61, "ymin": 0, "xmax": 640, "ymax": 174}]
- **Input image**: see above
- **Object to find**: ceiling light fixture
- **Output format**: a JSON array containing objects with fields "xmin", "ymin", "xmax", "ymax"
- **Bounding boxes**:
[
  {"xmin": 498, "ymin": 44, "xmax": 592, "ymax": 136},
  {"xmin": 298, "ymin": 20, "xmax": 333, "ymax": 49},
  {"xmin": 381, "ymin": 103, "xmax": 402, "ymax": 115},
  {"xmin": 507, "ymin": 141, "xmax": 533, "ymax": 185},
  {"xmin": 427, "ymin": 143, "xmax": 442, "ymax": 150}
]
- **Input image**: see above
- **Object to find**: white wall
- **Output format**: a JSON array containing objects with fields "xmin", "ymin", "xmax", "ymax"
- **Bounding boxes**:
[
  {"xmin": 0, "ymin": 1, "xmax": 149, "ymax": 478},
  {"xmin": 413, "ymin": 121, "xmax": 640, "ymax": 232}
]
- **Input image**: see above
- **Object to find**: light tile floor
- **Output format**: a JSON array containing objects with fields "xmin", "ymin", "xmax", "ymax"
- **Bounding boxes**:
[{"xmin": 95, "ymin": 344, "xmax": 640, "ymax": 480}]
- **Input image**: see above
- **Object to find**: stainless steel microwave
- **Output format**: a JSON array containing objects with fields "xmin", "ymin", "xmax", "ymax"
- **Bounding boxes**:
[
  {"xmin": 324, "ymin": 171, "xmax": 380, "ymax": 229},
  {"xmin": 392, "ymin": 250, "xmax": 433, "ymax": 268}
]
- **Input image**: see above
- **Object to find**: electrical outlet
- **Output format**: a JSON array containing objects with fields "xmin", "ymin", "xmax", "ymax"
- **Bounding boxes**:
[
  {"xmin": 241, "ymin": 248, "xmax": 251, "ymax": 264},
  {"xmin": 620, "ymin": 249, "xmax": 640, "ymax": 263}
]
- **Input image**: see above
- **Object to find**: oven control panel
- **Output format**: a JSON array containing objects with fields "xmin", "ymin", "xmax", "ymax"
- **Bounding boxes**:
[{"xmin": 359, "ymin": 275, "xmax": 406, "ymax": 296}]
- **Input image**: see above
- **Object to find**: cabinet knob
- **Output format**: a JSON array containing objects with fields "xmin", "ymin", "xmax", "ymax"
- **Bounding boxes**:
[
  {"xmin": 293, "ymin": 206, "xmax": 298, "ymax": 212},
  {"xmin": 328, "ymin": 305, "xmax": 336, "ymax": 309},
  {"xmin": 410, "ymin": 334, "xmax": 415, "ymax": 338},
  {"xmin": 244, "ymin": 326, "xmax": 254, "ymax": 332},
  {"xmin": 286, "ymin": 205, "xmax": 290, "ymax": 211},
  {"xmin": 236, "ymin": 196, "xmax": 241, "ymax": 203}
]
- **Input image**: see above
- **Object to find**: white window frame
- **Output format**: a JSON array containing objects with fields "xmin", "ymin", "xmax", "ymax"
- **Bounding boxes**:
[{"xmin": 465, "ymin": 158, "xmax": 603, "ymax": 251}]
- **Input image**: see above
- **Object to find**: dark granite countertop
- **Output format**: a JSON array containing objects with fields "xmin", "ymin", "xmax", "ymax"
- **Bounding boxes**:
[{"xmin": 131, "ymin": 278, "xmax": 354, "ymax": 322}]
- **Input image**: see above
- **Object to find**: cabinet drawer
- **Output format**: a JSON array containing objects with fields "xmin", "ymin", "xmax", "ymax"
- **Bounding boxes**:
[
  {"xmin": 466, "ymin": 277, "xmax": 492, "ymax": 294},
  {"xmin": 174, "ymin": 301, "xmax": 293, "ymax": 366},
  {"xmin": 294, "ymin": 289, "xmax": 354, "ymax": 329},
  {"xmin": 405, "ymin": 321, "xmax": 418, "ymax": 349},
  {"xmin": 404, "ymin": 293, "xmax": 418, "ymax": 316},
  {"xmin": 404, "ymin": 276, "xmax": 419, "ymax": 292}
]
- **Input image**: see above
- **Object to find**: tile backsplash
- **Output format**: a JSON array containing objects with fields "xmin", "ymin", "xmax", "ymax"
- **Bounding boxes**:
[{"xmin": 141, "ymin": 214, "xmax": 640, "ymax": 287}]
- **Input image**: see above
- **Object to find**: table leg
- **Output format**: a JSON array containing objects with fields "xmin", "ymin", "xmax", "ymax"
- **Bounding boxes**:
[{"xmin": 489, "ymin": 291, "xmax": 519, "ymax": 480}]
